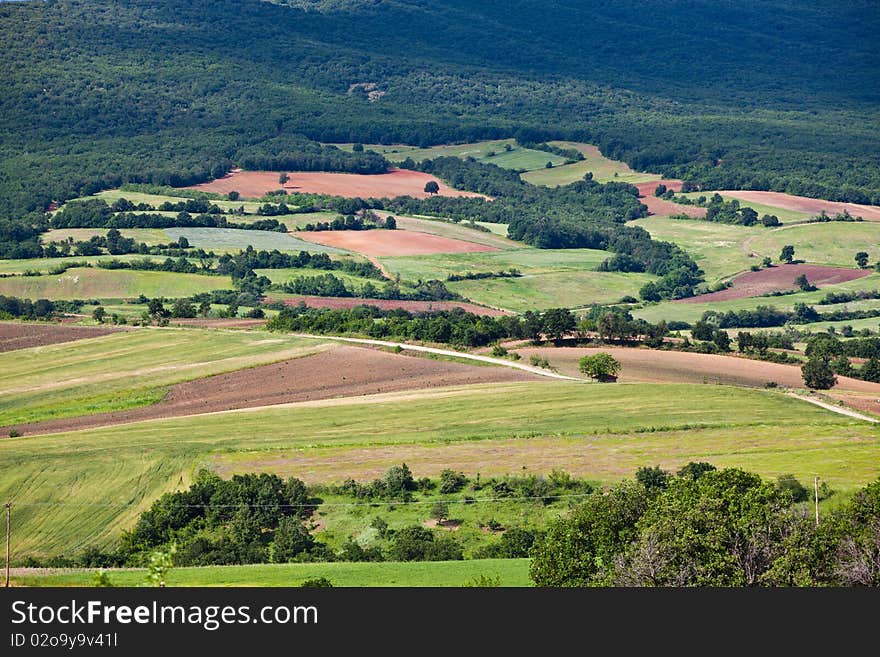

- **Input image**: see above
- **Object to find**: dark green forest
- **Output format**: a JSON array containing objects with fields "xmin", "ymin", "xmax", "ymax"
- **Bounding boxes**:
[{"xmin": 1, "ymin": 0, "xmax": 879, "ymax": 222}]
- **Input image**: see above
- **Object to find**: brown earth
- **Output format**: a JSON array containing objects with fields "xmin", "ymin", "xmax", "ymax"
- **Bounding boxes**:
[
  {"xmin": 275, "ymin": 295, "xmax": 510, "ymax": 316},
  {"xmin": 291, "ymin": 228, "xmax": 498, "ymax": 256},
  {"xmin": 513, "ymin": 345, "xmax": 880, "ymax": 396},
  {"xmin": 2, "ymin": 345, "xmax": 540, "ymax": 437},
  {"xmin": 0, "ymin": 322, "xmax": 122, "ymax": 353},
  {"xmin": 678, "ymin": 263, "xmax": 871, "ymax": 303},
  {"xmin": 719, "ymin": 191, "xmax": 880, "ymax": 222},
  {"xmin": 635, "ymin": 179, "xmax": 707, "ymax": 218},
  {"xmin": 185, "ymin": 168, "xmax": 488, "ymax": 200}
]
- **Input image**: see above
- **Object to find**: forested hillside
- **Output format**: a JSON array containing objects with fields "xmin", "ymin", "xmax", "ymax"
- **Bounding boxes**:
[{"xmin": 1, "ymin": 0, "xmax": 878, "ymax": 217}]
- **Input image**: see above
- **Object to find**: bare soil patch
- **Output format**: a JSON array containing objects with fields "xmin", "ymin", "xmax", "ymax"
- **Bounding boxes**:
[
  {"xmin": 275, "ymin": 295, "xmax": 510, "ymax": 316},
  {"xmin": 635, "ymin": 180, "xmax": 707, "ymax": 218},
  {"xmin": 292, "ymin": 228, "xmax": 498, "ymax": 256},
  {"xmin": 186, "ymin": 168, "xmax": 487, "ymax": 200},
  {"xmin": 0, "ymin": 322, "xmax": 122, "ymax": 353},
  {"xmin": 169, "ymin": 318, "xmax": 268, "ymax": 329},
  {"xmin": 422, "ymin": 519, "xmax": 462, "ymax": 531},
  {"xmin": 678, "ymin": 263, "xmax": 871, "ymax": 303},
  {"xmin": 2, "ymin": 345, "xmax": 538, "ymax": 436},
  {"xmin": 720, "ymin": 191, "xmax": 880, "ymax": 222},
  {"xmin": 513, "ymin": 345, "xmax": 880, "ymax": 394}
]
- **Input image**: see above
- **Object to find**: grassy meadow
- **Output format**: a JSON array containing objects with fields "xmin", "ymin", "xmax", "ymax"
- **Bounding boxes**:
[
  {"xmin": 0, "ymin": 267, "xmax": 228, "ymax": 300},
  {"xmin": 162, "ymin": 228, "xmax": 346, "ymax": 253},
  {"xmin": 0, "ymin": 327, "xmax": 328, "ymax": 427},
  {"xmin": 521, "ymin": 141, "xmax": 658, "ymax": 186},
  {"xmin": 11, "ymin": 559, "xmax": 532, "ymax": 587},
  {"xmin": 2, "ymin": 369, "xmax": 876, "ymax": 556}
]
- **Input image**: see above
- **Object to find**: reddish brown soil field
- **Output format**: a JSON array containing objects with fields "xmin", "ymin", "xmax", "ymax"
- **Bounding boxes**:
[
  {"xmin": 169, "ymin": 318, "xmax": 268, "ymax": 329},
  {"xmin": 720, "ymin": 191, "xmax": 880, "ymax": 221},
  {"xmin": 678, "ymin": 263, "xmax": 871, "ymax": 303},
  {"xmin": 2, "ymin": 345, "xmax": 539, "ymax": 436},
  {"xmin": 186, "ymin": 168, "xmax": 487, "ymax": 200},
  {"xmin": 514, "ymin": 346, "xmax": 880, "ymax": 394},
  {"xmin": 635, "ymin": 179, "xmax": 707, "ymax": 218},
  {"xmin": 0, "ymin": 322, "xmax": 122, "ymax": 353},
  {"xmin": 292, "ymin": 229, "xmax": 498, "ymax": 256},
  {"xmin": 275, "ymin": 295, "xmax": 510, "ymax": 316}
]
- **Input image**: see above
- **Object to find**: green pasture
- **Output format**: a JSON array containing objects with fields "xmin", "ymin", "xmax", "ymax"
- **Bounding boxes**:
[
  {"xmin": 475, "ymin": 221, "xmax": 510, "ymax": 236},
  {"xmin": 521, "ymin": 141, "xmax": 657, "ymax": 186},
  {"xmin": 747, "ymin": 222, "xmax": 880, "ymax": 268},
  {"xmin": 0, "ymin": 267, "xmax": 228, "ymax": 301},
  {"xmin": 42, "ymin": 228, "xmax": 171, "ymax": 246},
  {"xmin": 381, "ymin": 248, "xmax": 650, "ymax": 310},
  {"xmin": 162, "ymin": 228, "xmax": 346, "ymax": 253},
  {"xmin": 333, "ymin": 139, "xmax": 565, "ymax": 171},
  {"xmin": 0, "ymin": 326, "xmax": 327, "ymax": 427},
  {"xmin": 12, "ymin": 559, "xmax": 532, "ymax": 587},
  {"xmin": 0, "ymin": 255, "xmax": 176, "ymax": 275},
  {"xmin": 634, "ymin": 273, "xmax": 880, "ymax": 324},
  {"xmin": 1, "ymin": 375, "xmax": 874, "ymax": 556},
  {"xmin": 254, "ymin": 267, "xmax": 384, "ymax": 289}
]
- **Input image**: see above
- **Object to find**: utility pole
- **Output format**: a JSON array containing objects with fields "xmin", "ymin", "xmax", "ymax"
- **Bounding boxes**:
[
  {"xmin": 814, "ymin": 477, "xmax": 820, "ymax": 527},
  {"xmin": 5, "ymin": 502, "xmax": 10, "ymax": 588}
]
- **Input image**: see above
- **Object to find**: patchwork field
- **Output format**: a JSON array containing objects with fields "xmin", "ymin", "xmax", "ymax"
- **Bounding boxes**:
[
  {"xmin": 292, "ymin": 228, "xmax": 498, "ymax": 256},
  {"xmin": 0, "ymin": 267, "xmax": 228, "ymax": 300},
  {"xmin": 634, "ymin": 273, "xmax": 880, "ymax": 324},
  {"xmin": 186, "ymin": 168, "xmax": 487, "ymax": 200},
  {"xmin": 520, "ymin": 142, "xmax": 658, "ymax": 186},
  {"xmin": 381, "ymin": 248, "xmax": 653, "ymax": 311},
  {"xmin": 2, "ymin": 377, "xmax": 876, "ymax": 556},
  {"xmin": 0, "ymin": 327, "xmax": 329, "ymax": 428},
  {"xmin": 679, "ymin": 263, "xmax": 871, "ymax": 303},
  {"xmin": 7, "ymin": 344, "xmax": 538, "ymax": 436},
  {"xmin": 633, "ymin": 215, "xmax": 880, "ymax": 284}
]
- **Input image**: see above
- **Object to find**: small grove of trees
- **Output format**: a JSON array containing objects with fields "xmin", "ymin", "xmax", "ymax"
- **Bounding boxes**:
[
  {"xmin": 802, "ymin": 333, "xmax": 841, "ymax": 389},
  {"xmin": 530, "ymin": 466, "xmax": 878, "ymax": 587},
  {"xmin": 578, "ymin": 353, "xmax": 621, "ymax": 381}
]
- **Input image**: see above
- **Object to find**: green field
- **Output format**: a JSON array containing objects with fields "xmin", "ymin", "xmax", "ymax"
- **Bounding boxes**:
[
  {"xmin": 42, "ymin": 228, "xmax": 171, "ymax": 247},
  {"xmin": 475, "ymin": 221, "xmax": 510, "ymax": 236},
  {"xmin": 677, "ymin": 191, "xmax": 813, "ymax": 224},
  {"xmin": 0, "ymin": 326, "xmax": 327, "ymax": 427},
  {"xmin": 333, "ymin": 139, "xmax": 566, "ymax": 171},
  {"xmin": 747, "ymin": 222, "xmax": 880, "ymax": 268},
  {"xmin": 2, "ymin": 366, "xmax": 875, "ymax": 556},
  {"xmin": 162, "ymin": 228, "xmax": 346, "ymax": 253},
  {"xmin": 254, "ymin": 266, "xmax": 383, "ymax": 289},
  {"xmin": 0, "ymin": 254, "xmax": 177, "ymax": 275},
  {"xmin": 634, "ymin": 273, "xmax": 880, "ymax": 324},
  {"xmin": 381, "ymin": 248, "xmax": 651, "ymax": 310},
  {"xmin": 12, "ymin": 559, "xmax": 531, "ymax": 587},
  {"xmin": 521, "ymin": 141, "xmax": 658, "ymax": 186},
  {"xmin": 0, "ymin": 267, "xmax": 229, "ymax": 301},
  {"xmin": 633, "ymin": 216, "xmax": 880, "ymax": 285}
]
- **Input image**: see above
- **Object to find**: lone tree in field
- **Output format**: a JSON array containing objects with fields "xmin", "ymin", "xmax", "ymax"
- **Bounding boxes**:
[
  {"xmin": 92, "ymin": 306, "xmax": 106, "ymax": 323},
  {"xmin": 579, "ymin": 352, "xmax": 621, "ymax": 381},
  {"xmin": 384, "ymin": 215, "xmax": 397, "ymax": 230},
  {"xmin": 430, "ymin": 501, "xmax": 450, "ymax": 524},
  {"xmin": 780, "ymin": 244, "xmax": 795, "ymax": 263},
  {"xmin": 855, "ymin": 251, "xmax": 870, "ymax": 268},
  {"xmin": 279, "ymin": 172, "xmax": 289, "ymax": 184},
  {"xmin": 423, "ymin": 180, "xmax": 439, "ymax": 195},
  {"xmin": 794, "ymin": 274, "xmax": 816, "ymax": 292},
  {"xmin": 802, "ymin": 357, "xmax": 837, "ymax": 390},
  {"xmin": 227, "ymin": 191, "xmax": 239, "ymax": 201},
  {"xmin": 654, "ymin": 183, "xmax": 668, "ymax": 197}
]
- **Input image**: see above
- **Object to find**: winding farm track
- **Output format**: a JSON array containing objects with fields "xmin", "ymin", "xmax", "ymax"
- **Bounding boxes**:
[
  {"xmin": 787, "ymin": 393, "xmax": 880, "ymax": 423},
  {"xmin": 292, "ymin": 334, "xmax": 582, "ymax": 381}
]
